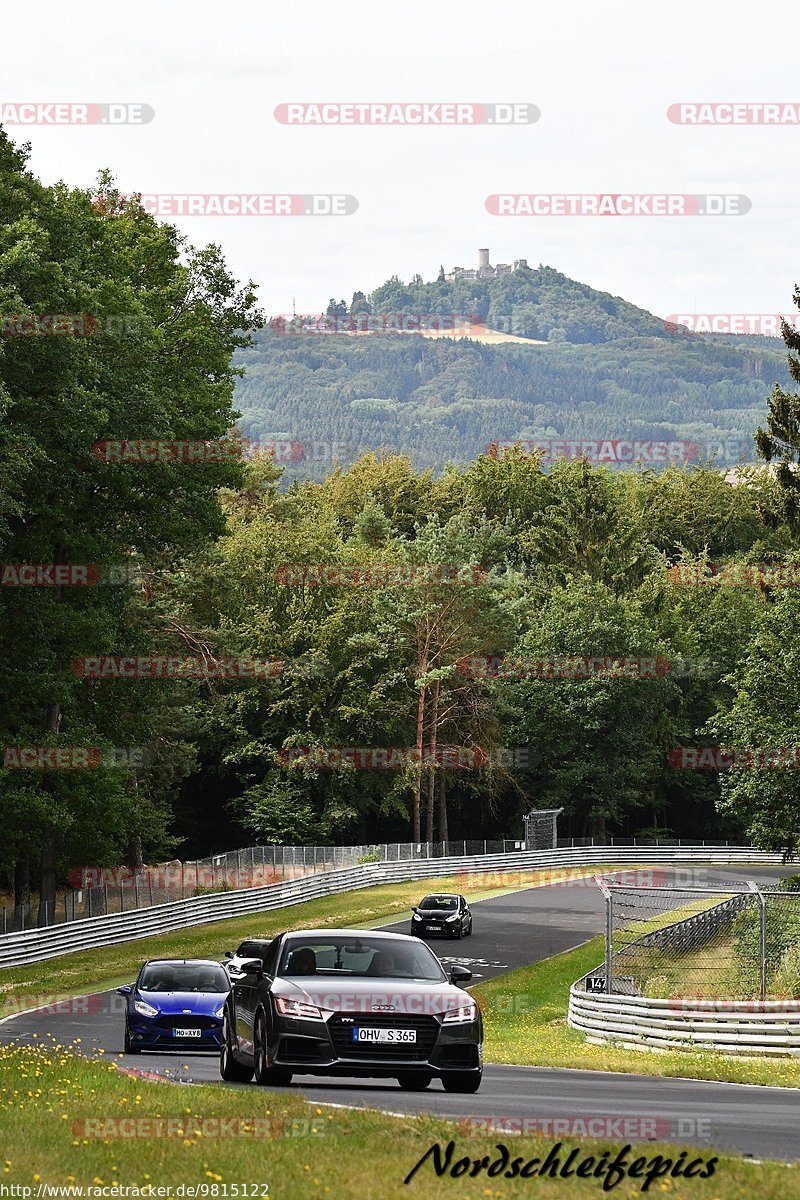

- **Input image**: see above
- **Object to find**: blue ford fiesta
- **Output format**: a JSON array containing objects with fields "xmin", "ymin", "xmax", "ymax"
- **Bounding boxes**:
[{"xmin": 117, "ymin": 959, "xmax": 230, "ymax": 1053}]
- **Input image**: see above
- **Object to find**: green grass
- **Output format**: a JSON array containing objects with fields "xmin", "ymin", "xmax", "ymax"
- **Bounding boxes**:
[
  {"xmin": 472, "ymin": 938, "xmax": 800, "ymax": 1088},
  {"xmin": 0, "ymin": 1040, "xmax": 792, "ymax": 1199}
]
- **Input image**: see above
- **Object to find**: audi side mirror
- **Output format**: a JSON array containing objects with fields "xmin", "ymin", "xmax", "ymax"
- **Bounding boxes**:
[
  {"xmin": 224, "ymin": 950, "xmax": 233, "ymax": 959},
  {"xmin": 239, "ymin": 957, "xmax": 264, "ymax": 978},
  {"xmin": 450, "ymin": 965, "xmax": 472, "ymax": 984}
]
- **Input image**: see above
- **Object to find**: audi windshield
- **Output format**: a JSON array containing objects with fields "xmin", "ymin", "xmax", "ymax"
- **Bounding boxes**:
[{"xmin": 278, "ymin": 935, "xmax": 447, "ymax": 980}]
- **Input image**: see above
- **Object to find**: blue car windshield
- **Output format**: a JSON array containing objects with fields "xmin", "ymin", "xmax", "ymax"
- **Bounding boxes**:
[{"xmin": 139, "ymin": 963, "xmax": 229, "ymax": 993}]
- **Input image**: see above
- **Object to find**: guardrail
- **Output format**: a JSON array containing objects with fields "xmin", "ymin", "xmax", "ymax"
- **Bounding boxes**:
[
  {"xmin": 0, "ymin": 845, "xmax": 781, "ymax": 968},
  {"xmin": 568, "ymin": 988, "xmax": 800, "ymax": 1057},
  {"xmin": 569, "ymin": 882, "xmax": 800, "ymax": 1057},
  {"xmin": 636, "ymin": 891, "xmax": 754, "ymax": 953}
]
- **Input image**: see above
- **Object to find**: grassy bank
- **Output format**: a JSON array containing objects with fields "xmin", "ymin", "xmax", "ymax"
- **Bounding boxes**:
[
  {"xmin": 473, "ymin": 938, "xmax": 800, "ymax": 1088},
  {"xmin": 0, "ymin": 1041, "xmax": 791, "ymax": 1199}
]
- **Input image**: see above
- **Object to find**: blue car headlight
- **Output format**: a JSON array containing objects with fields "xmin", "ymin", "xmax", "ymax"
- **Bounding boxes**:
[
  {"xmin": 133, "ymin": 999, "xmax": 159, "ymax": 1018},
  {"xmin": 214, "ymin": 1003, "xmax": 226, "ymax": 1019}
]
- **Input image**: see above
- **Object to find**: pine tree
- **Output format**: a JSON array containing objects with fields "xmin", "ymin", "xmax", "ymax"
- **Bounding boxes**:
[{"xmin": 755, "ymin": 291, "xmax": 800, "ymax": 523}]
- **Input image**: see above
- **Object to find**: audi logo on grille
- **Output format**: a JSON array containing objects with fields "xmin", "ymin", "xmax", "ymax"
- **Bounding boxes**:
[{"xmin": 371, "ymin": 1004, "xmax": 396, "ymax": 1011}]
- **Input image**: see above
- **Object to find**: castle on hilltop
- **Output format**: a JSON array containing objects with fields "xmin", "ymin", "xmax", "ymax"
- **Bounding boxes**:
[{"xmin": 443, "ymin": 249, "xmax": 528, "ymax": 283}]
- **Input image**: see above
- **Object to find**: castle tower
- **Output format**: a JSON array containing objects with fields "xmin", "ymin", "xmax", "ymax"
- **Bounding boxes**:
[{"xmin": 478, "ymin": 248, "xmax": 490, "ymax": 269}]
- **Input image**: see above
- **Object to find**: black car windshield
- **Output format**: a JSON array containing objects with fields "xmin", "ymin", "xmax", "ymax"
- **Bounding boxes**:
[
  {"xmin": 237, "ymin": 941, "xmax": 270, "ymax": 958},
  {"xmin": 140, "ymin": 963, "xmax": 229, "ymax": 993},
  {"xmin": 419, "ymin": 895, "xmax": 458, "ymax": 910},
  {"xmin": 278, "ymin": 936, "xmax": 446, "ymax": 981}
]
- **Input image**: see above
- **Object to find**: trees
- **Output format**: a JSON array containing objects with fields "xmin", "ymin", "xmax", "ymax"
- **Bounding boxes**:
[
  {"xmin": 0, "ymin": 136, "xmax": 261, "ymax": 916},
  {"xmin": 756, "ymin": 290, "xmax": 800, "ymax": 524},
  {"xmin": 708, "ymin": 589, "xmax": 800, "ymax": 855}
]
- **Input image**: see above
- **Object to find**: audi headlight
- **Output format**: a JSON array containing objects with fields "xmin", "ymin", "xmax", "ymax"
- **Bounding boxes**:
[
  {"xmin": 275, "ymin": 997, "xmax": 323, "ymax": 1021},
  {"xmin": 443, "ymin": 1000, "xmax": 478, "ymax": 1024},
  {"xmin": 133, "ymin": 999, "xmax": 159, "ymax": 1018}
]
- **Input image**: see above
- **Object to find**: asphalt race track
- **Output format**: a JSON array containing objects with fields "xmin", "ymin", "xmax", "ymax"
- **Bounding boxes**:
[{"xmin": 2, "ymin": 866, "xmax": 798, "ymax": 1163}]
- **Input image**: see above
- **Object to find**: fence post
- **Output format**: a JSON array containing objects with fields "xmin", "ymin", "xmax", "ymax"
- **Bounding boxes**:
[
  {"xmin": 594, "ymin": 877, "xmax": 613, "ymax": 993},
  {"xmin": 747, "ymin": 881, "xmax": 767, "ymax": 1000},
  {"xmin": 2, "ymin": 907, "xmax": 5, "ymax": 935},
  {"xmin": 135, "ymin": 877, "xmax": 140, "ymax": 909},
  {"xmin": 120, "ymin": 880, "xmax": 124, "ymax": 914}
]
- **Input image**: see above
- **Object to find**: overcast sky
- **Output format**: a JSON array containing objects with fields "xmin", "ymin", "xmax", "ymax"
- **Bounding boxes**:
[{"xmin": 2, "ymin": 1, "xmax": 798, "ymax": 321}]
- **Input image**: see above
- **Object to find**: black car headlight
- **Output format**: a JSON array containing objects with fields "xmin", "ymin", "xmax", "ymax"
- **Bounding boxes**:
[
  {"xmin": 275, "ymin": 997, "xmax": 323, "ymax": 1021},
  {"xmin": 443, "ymin": 1000, "xmax": 479, "ymax": 1024},
  {"xmin": 412, "ymin": 912, "xmax": 423, "ymax": 921}
]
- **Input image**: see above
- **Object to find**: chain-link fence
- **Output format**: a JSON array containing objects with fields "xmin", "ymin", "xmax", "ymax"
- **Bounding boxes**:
[
  {"xmin": 1, "ymin": 838, "xmax": 532, "ymax": 931},
  {"xmin": 592, "ymin": 880, "xmax": 800, "ymax": 1000},
  {"xmin": 0, "ymin": 835, "xmax": 756, "ymax": 932}
]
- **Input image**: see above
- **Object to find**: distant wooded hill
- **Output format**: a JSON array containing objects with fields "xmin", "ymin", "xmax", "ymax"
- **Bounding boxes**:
[{"xmin": 234, "ymin": 264, "xmax": 792, "ymax": 478}]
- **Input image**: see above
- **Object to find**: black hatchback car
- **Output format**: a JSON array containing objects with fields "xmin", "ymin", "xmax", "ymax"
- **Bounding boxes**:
[
  {"xmin": 411, "ymin": 893, "xmax": 472, "ymax": 939},
  {"xmin": 220, "ymin": 929, "xmax": 482, "ymax": 1092}
]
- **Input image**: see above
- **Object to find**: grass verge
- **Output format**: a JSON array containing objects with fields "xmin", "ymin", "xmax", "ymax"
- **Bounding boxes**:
[
  {"xmin": 472, "ymin": 938, "xmax": 800, "ymax": 1088},
  {"xmin": 0, "ymin": 1041, "xmax": 791, "ymax": 1199}
]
